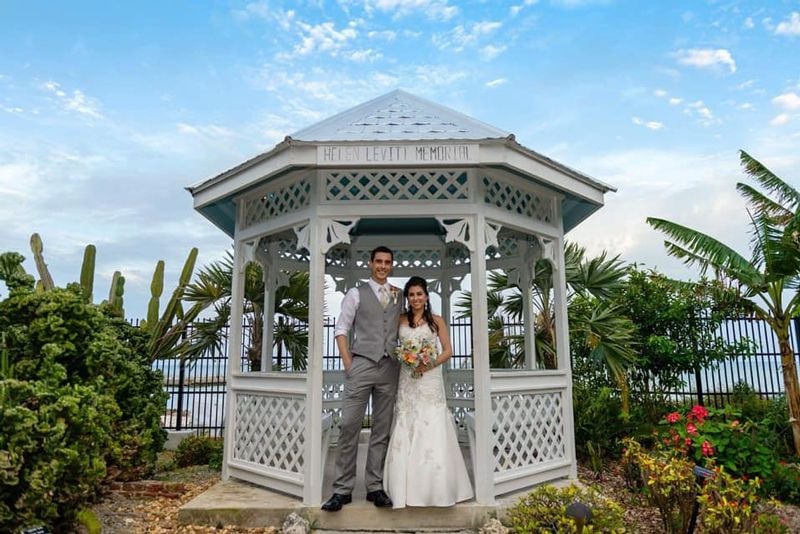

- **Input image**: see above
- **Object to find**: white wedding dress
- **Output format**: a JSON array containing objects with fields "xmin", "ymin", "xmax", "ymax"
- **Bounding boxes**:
[{"xmin": 383, "ymin": 323, "xmax": 474, "ymax": 508}]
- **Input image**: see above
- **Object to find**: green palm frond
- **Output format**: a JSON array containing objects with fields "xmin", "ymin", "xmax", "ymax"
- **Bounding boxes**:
[
  {"xmin": 736, "ymin": 183, "xmax": 794, "ymax": 224},
  {"xmin": 740, "ymin": 150, "xmax": 800, "ymax": 213},
  {"xmin": 647, "ymin": 217, "xmax": 759, "ymax": 279}
]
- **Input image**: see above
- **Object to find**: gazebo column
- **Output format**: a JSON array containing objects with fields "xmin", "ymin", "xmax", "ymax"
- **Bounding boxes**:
[
  {"xmin": 468, "ymin": 214, "xmax": 494, "ymax": 504},
  {"xmin": 221, "ymin": 236, "xmax": 248, "ymax": 481},
  {"xmin": 551, "ymin": 231, "xmax": 578, "ymax": 479},
  {"xmin": 520, "ymin": 263, "xmax": 536, "ymax": 370},
  {"xmin": 261, "ymin": 251, "xmax": 276, "ymax": 371},
  {"xmin": 303, "ymin": 219, "xmax": 325, "ymax": 504}
]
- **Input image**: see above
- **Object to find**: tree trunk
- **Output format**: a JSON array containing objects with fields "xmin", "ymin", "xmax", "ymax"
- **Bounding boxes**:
[{"xmin": 779, "ymin": 337, "xmax": 800, "ymax": 455}]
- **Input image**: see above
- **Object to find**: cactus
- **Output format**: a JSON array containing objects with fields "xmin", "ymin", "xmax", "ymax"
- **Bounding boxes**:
[
  {"xmin": 29, "ymin": 233, "xmax": 55, "ymax": 291},
  {"xmin": 80, "ymin": 244, "xmax": 96, "ymax": 303},
  {"xmin": 107, "ymin": 271, "xmax": 125, "ymax": 316},
  {"xmin": 147, "ymin": 260, "xmax": 165, "ymax": 326},
  {"xmin": 146, "ymin": 248, "xmax": 203, "ymax": 361}
]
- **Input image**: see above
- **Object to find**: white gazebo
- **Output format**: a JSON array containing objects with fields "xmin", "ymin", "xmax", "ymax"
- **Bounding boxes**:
[{"xmin": 188, "ymin": 90, "xmax": 614, "ymax": 506}]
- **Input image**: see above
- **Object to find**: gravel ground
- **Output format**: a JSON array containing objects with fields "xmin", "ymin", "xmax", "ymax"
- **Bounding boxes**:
[{"xmin": 90, "ymin": 461, "xmax": 800, "ymax": 533}]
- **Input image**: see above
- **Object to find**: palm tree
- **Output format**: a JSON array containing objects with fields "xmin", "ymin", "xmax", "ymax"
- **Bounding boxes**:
[
  {"xmin": 456, "ymin": 242, "xmax": 637, "ymax": 407},
  {"xmin": 184, "ymin": 251, "xmax": 310, "ymax": 371},
  {"xmin": 647, "ymin": 150, "xmax": 800, "ymax": 454}
]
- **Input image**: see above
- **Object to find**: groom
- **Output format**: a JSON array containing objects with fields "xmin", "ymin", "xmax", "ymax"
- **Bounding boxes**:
[{"xmin": 322, "ymin": 246, "xmax": 402, "ymax": 511}]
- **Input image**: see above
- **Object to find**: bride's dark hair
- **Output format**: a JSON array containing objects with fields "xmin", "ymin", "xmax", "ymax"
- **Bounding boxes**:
[{"xmin": 404, "ymin": 276, "xmax": 438, "ymax": 334}]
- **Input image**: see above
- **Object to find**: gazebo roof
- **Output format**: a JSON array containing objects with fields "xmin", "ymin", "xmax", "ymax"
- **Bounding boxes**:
[
  {"xmin": 188, "ymin": 90, "xmax": 615, "ymax": 237},
  {"xmin": 291, "ymin": 89, "xmax": 509, "ymax": 142}
]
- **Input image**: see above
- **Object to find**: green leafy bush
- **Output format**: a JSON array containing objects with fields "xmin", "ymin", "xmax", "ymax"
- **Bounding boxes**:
[
  {"xmin": 175, "ymin": 435, "xmax": 224, "ymax": 469},
  {"xmin": 0, "ymin": 283, "xmax": 167, "ymax": 530},
  {"xmin": 656, "ymin": 404, "xmax": 778, "ymax": 481},
  {"xmin": 763, "ymin": 462, "xmax": 800, "ymax": 505},
  {"xmin": 0, "ymin": 379, "xmax": 115, "ymax": 530},
  {"xmin": 698, "ymin": 465, "xmax": 789, "ymax": 533},
  {"xmin": 505, "ymin": 484, "xmax": 627, "ymax": 533}
]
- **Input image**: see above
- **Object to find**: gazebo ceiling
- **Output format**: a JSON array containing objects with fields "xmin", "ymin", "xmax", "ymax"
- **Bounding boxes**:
[
  {"xmin": 187, "ymin": 90, "xmax": 615, "ymax": 238},
  {"xmin": 352, "ymin": 217, "xmax": 445, "ymax": 236}
]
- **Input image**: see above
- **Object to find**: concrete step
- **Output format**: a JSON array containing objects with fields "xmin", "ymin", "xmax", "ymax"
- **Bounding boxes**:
[{"xmin": 178, "ymin": 479, "xmax": 496, "ymax": 531}]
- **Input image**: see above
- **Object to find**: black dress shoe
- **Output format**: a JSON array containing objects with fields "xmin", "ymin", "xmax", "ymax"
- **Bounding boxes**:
[
  {"xmin": 321, "ymin": 493, "xmax": 352, "ymax": 511},
  {"xmin": 366, "ymin": 489, "xmax": 393, "ymax": 507}
]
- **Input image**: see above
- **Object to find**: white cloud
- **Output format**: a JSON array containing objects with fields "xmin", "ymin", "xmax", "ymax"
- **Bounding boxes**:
[
  {"xmin": 346, "ymin": 48, "xmax": 383, "ymax": 62},
  {"xmin": 653, "ymin": 89, "xmax": 668, "ymax": 98},
  {"xmin": 291, "ymin": 21, "xmax": 358, "ymax": 57},
  {"xmin": 177, "ymin": 123, "xmax": 234, "ymax": 138},
  {"xmin": 738, "ymin": 102, "xmax": 754, "ymax": 110},
  {"xmin": 510, "ymin": 0, "xmax": 538, "ymax": 16},
  {"xmin": 668, "ymin": 97, "xmax": 683, "ymax": 105},
  {"xmin": 1, "ymin": 105, "xmax": 24, "ymax": 114},
  {"xmin": 365, "ymin": 0, "xmax": 458, "ymax": 21},
  {"xmin": 433, "ymin": 21, "xmax": 502, "ymax": 51},
  {"xmin": 485, "ymin": 78, "xmax": 507, "ymax": 88},
  {"xmin": 775, "ymin": 12, "xmax": 800, "ymax": 36},
  {"xmin": 686, "ymin": 100, "xmax": 718, "ymax": 126},
  {"xmin": 770, "ymin": 113, "xmax": 791, "ymax": 126},
  {"xmin": 675, "ymin": 48, "xmax": 736, "ymax": 74},
  {"xmin": 632, "ymin": 116, "xmax": 664, "ymax": 130},
  {"xmin": 479, "ymin": 44, "xmax": 507, "ymax": 61},
  {"xmin": 743, "ymin": 17, "xmax": 754, "ymax": 29},
  {"xmin": 41, "ymin": 81, "xmax": 103, "ymax": 119},
  {"xmin": 772, "ymin": 91, "xmax": 800, "ymax": 110},
  {"xmin": 367, "ymin": 30, "xmax": 397, "ymax": 40}
]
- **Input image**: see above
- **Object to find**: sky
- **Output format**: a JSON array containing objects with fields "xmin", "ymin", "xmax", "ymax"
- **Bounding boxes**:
[{"xmin": 1, "ymin": 0, "xmax": 799, "ymax": 319}]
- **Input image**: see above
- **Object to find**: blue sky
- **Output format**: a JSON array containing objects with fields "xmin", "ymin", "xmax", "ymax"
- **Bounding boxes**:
[{"xmin": 1, "ymin": 0, "xmax": 799, "ymax": 318}]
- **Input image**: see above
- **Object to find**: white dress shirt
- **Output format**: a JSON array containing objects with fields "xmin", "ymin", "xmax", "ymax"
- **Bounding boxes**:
[{"xmin": 334, "ymin": 279, "xmax": 395, "ymax": 338}]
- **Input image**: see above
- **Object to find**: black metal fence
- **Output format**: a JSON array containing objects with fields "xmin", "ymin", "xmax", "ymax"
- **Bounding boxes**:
[{"xmin": 153, "ymin": 316, "xmax": 800, "ymax": 437}]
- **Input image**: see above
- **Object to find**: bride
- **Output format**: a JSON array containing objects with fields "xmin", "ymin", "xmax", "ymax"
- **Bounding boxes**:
[{"xmin": 383, "ymin": 276, "xmax": 474, "ymax": 508}]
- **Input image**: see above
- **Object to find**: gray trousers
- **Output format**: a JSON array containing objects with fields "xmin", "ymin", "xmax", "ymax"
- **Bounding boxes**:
[{"xmin": 332, "ymin": 354, "xmax": 400, "ymax": 494}]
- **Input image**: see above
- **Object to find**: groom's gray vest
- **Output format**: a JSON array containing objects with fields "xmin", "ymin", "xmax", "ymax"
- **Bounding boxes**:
[{"xmin": 350, "ymin": 284, "xmax": 401, "ymax": 362}]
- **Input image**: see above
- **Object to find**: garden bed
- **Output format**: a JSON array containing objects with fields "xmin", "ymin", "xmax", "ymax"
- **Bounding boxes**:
[{"xmin": 88, "ymin": 459, "xmax": 800, "ymax": 533}]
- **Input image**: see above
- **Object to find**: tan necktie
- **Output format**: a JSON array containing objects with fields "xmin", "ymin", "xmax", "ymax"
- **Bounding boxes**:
[{"xmin": 379, "ymin": 286, "xmax": 390, "ymax": 309}]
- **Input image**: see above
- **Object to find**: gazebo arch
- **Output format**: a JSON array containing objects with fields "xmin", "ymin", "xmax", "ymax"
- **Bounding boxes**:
[{"xmin": 188, "ymin": 90, "xmax": 615, "ymax": 506}]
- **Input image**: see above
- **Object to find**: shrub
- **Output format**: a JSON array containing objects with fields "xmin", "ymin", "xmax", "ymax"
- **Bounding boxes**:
[
  {"xmin": 573, "ymin": 385, "xmax": 633, "ymax": 459},
  {"xmin": 656, "ymin": 404, "xmax": 777, "ymax": 481},
  {"xmin": 698, "ymin": 465, "xmax": 788, "ymax": 533},
  {"xmin": 175, "ymin": 435, "xmax": 224, "ymax": 469},
  {"xmin": 0, "ymin": 284, "xmax": 167, "ymax": 530},
  {"xmin": 505, "ymin": 484, "xmax": 627, "ymax": 533},
  {"xmin": 622, "ymin": 439, "xmax": 695, "ymax": 534},
  {"xmin": 0, "ymin": 286, "xmax": 167, "ymax": 479},
  {"xmin": 763, "ymin": 462, "xmax": 800, "ymax": 506},
  {"xmin": 0, "ymin": 379, "xmax": 116, "ymax": 531}
]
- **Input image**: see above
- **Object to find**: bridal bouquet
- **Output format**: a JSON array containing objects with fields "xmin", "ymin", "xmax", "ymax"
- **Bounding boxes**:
[{"xmin": 395, "ymin": 337, "xmax": 438, "ymax": 378}]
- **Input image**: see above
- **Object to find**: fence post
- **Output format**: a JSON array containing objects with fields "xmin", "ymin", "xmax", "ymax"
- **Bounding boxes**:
[
  {"xmin": 175, "ymin": 327, "xmax": 188, "ymax": 431},
  {"xmin": 694, "ymin": 368, "xmax": 704, "ymax": 407}
]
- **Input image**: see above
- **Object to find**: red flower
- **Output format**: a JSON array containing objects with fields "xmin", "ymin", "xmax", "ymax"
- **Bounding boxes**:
[
  {"xmin": 665, "ymin": 412, "xmax": 681, "ymax": 424},
  {"xmin": 689, "ymin": 405, "xmax": 709, "ymax": 423},
  {"xmin": 701, "ymin": 440, "xmax": 714, "ymax": 457},
  {"xmin": 684, "ymin": 438, "xmax": 692, "ymax": 447},
  {"xmin": 686, "ymin": 423, "xmax": 698, "ymax": 435}
]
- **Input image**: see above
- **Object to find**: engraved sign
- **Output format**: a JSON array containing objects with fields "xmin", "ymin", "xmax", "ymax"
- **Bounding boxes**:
[{"xmin": 318, "ymin": 144, "xmax": 479, "ymax": 165}]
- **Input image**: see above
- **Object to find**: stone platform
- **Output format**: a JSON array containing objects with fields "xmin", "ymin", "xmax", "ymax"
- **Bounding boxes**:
[{"xmin": 179, "ymin": 434, "xmax": 573, "ymax": 531}]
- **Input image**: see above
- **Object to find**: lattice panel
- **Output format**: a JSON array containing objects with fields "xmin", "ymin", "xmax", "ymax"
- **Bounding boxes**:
[
  {"xmin": 323, "ymin": 381, "xmax": 345, "ymax": 429},
  {"xmin": 445, "ymin": 243, "xmax": 471, "ymax": 267},
  {"xmin": 491, "ymin": 391, "xmax": 566, "ymax": 472},
  {"xmin": 325, "ymin": 170, "xmax": 469, "ymax": 201},
  {"xmin": 482, "ymin": 176, "xmax": 553, "ymax": 224},
  {"xmin": 277, "ymin": 238, "xmax": 310, "ymax": 263},
  {"xmin": 326, "ymin": 245, "xmax": 350, "ymax": 268},
  {"xmin": 243, "ymin": 180, "xmax": 312, "ymax": 229},
  {"xmin": 233, "ymin": 393, "xmax": 305, "ymax": 473}
]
